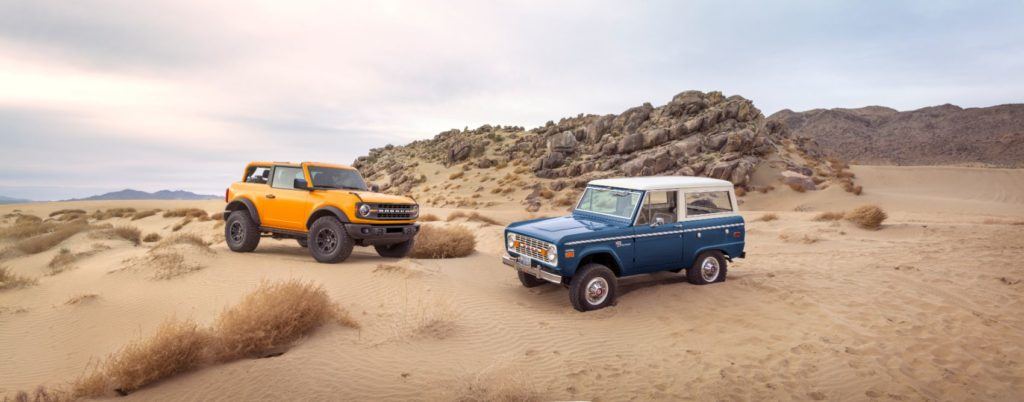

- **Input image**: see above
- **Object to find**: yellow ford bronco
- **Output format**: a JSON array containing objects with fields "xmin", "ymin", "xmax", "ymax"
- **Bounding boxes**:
[{"xmin": 223, "ymin": 161, "xmax": 420, "ymax": 263}]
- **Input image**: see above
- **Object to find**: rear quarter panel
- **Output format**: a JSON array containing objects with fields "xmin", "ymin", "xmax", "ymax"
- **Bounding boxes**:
[{"xmin": 680, "ymin": 215, "xmax": 745, "ymax": 267}]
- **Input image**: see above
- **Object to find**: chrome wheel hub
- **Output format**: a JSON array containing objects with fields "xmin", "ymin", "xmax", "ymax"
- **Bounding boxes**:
[
  {"xmin": 585, "ymin": 277, "xmax": 609, "ymax": 305},
  {"xmin": 700, "ymin": 257, "xmax": 720, "ymax": 282}
]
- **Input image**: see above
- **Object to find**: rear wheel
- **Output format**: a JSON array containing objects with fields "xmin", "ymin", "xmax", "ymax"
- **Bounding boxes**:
[
  {"xmin": 569, "ymin": 264, "xmax": 617, "ymax": 312},
  {"xmin": 517, "ymin": 271, "xmax": 547, "ymax": 288},
  {"xmin": 308, "ymin": 216, "xmax": 354, "ymax": 263},
  {"xmin": 688, "ymin": 251, "xmax": 727, "ymax": 285},
  {"xmin": 374, "ymin": 238, "xmax": 415, "ymax": 258},
  {"xmin": 225, "ymin": 210, "xmax": 259, "ymax": 252},
  {"xmin": 297, "ymin": 238, "xmax": 308, "ymax": 248}
]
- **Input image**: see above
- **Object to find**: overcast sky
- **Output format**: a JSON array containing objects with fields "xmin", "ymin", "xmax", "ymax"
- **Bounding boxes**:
[{"xmin": 0, "ymin": 0, "xmax": 1021, "ymax": 200}]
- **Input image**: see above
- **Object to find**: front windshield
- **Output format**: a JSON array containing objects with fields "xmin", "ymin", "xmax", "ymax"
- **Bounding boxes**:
[
  {"xmin": 308, "ymin": 166, "xmax": 367, "ymax": 190},
  {"xmin": 575, "ymin": 187, "xmax": 642, "ymax": 219}
]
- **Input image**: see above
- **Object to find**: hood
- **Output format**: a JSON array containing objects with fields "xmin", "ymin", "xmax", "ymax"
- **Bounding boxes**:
[
  {"xmin": 346, "ymin": 190, "xmax": 416, "ymax": 204},
  {"xmin": 507, "ymin": 214, "xmax": 627, "ymax": 243}
]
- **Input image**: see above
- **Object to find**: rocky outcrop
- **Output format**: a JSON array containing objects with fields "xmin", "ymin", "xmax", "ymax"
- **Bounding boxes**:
[{"xmin": 353, "ymin": 90, "xmax": 819, "ymax": 194}]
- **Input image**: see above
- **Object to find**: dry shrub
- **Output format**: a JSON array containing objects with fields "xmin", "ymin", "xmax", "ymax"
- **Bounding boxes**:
[
  {"xmin": 538, "ymin": 189, "xmax": 554, "ymax": 199},
  {"xmin": 13, "ymin": 221, "xmax": 89, "ymax": 255},
  {"xmin": 130, "ymin": 210, "xmax": 158, "ymax": 221},
  {"xmin": 410, "ymin": 225, "xmax": 476, "ymax": 259},
  {"xmin": 143, "ymin": 233, "xmax": 161, "ymax": 243},
  {"xmin": 757, "ymin": 213, "xmax": 779, "ymax": 222},
  {"xmin": 207, "ymin": 211, "xmax": 224, "ymax": 220},
  {"xmin": 0, "ymin": 265, "xmax": 38, "ymax": 290},
  {"xmin": 453, "ymin": 367, "xmax": 541, "ymax": 402},
  {"xmin": 162, "ymin": 208, "xmax": 209, "ymax": 220},
  {"xmin": 813, "ymin": 211, "xmax": 845, "ymax": 221},
  {"xmin": 787, "ymin": 182, "xmax": 807, "ymax": 193},
  {"xmin": 154, "ymin": 233, "xmax": 210, "ymax": 250},
  {"xmin": 109, "ymin": 225, "xmax": 142, "ymax": 245},
  {"xmin": 554, "ymin": 194, "xmax": 577, "ymax": 207},
  {"xmin": 0, "ymin": 217, "xmax": 56, "ymax": 240},
  {"xmin": 734, "ymin": 187, "xmax": 747, "ymax": 196},
  {"xmin": 758, "ymin": 185, "xmax": 775, "ymax": 194},
  {"xmin": 171, "ymin": 217, "xmax": 192, "ymax": 232},
  {"xmin": 836, "ymin": 170, "xmax": 856, "ymax": 179},
  {"xmin": 846, "ymin": 205, "xmax": 887, "ymax": 230},
  {"xmin": 91, "ymin": 208, "xmax": 137, "ymax": 220},
  {"xmin": 419, "ymin": 213, "xmax": 440, "ymax": 222},
  {"xmin": 49, "ymin": 209, "xmax": 86, "ymax": 217},
  {"xmin": 8, "ymin": 386, "xmax": 72, "ymax": 402},
  {"xmin": 148, "ymin": 252, "xmax": 204, "ymax": 280},
  {"xmin": 65, "ymin": 293, "xmax": 99, "ymax": 305},
  {"xmin": 449, "ymin": 171, "xmax": 465, "ymax": 180},
  {"xmin": 74, "ymin": 318, "xmax": 212, "ymax": 397},
  {"xmin": 447, "ymin": 211, "xmax": 501, "ymax": 226},
  {"xmin": 210, "ymin": 280, "xmax": 356, "ymax": 361}
]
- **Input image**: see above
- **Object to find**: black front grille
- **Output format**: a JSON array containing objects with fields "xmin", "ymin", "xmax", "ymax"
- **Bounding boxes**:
[{"xmin": 370, "ymin": 204, "xmax": 416, "ymax": 220}]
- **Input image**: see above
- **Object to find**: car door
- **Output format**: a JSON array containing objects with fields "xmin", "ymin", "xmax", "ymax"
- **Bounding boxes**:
[
  {"xmin": 262, "ymin": 166, "xmax": 315, "ymax": 231},
  {"xmin": 632, "ymin": 190, "xmax": 684, "ymax": 272}
]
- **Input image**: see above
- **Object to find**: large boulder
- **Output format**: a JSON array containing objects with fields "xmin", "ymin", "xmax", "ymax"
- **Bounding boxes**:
[
  {"xmin": 781, "ymin": 170, "xmax": 817, "ymax": 191},
  {"xmin": 585, "ymin": 117, "xmax": 611, "ymax": 143},
  {"xmin": 548, "ymin": 131, "xmax": 578, "ymax": 154},
  {"xmin": 447, "ymin": 142, "xmax": 472, "ymax": 165},
  {"xmin": 723, "ymin": 129, "xmax": 754, "ymax": 153},
  {"xmin": 668, "ymin": 136, "xmax": 702, "ymax": 158},
  {"xmin": 540, "ymin": 152, "xmax": 566, "ymax": 169},
  {"xmin": 707, "ymin": 160, "xmax": 738, "ymax": 181},
  {"xmin": 642, "ymin": 128, "xmax": 670, "ymax": 148},
  {"xmin": 617, "ymin": 133, "xmax": 644, "ymax": 154}
]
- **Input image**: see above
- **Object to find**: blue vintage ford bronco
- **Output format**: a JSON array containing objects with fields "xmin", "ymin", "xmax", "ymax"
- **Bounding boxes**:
[{"xmin": 502, "ymin": 176, "xmax": 746, "ymax": 311}]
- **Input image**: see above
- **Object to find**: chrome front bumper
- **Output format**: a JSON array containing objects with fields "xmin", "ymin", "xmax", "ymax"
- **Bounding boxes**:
[{"xmin": 502, "ymin": 253, "xmax": 562, "ymax": 284}]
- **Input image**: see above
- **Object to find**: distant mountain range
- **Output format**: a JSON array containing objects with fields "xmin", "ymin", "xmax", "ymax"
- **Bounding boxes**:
[
  {"xmin": 0, "ymin": 195, "xmax": 33, "ymax": 204},
  {"xmin": 68, "ymin": 189, "xmax": 219, "ymax": 201},
  {"xmin": 769, "ymin": 103, "xmax": 1024, "ymax": 167}
]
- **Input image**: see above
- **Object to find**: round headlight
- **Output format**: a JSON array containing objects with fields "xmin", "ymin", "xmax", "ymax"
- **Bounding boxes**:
[
  {"xmin": 358, "ymin": 204, "xmax": 372, "ymax": 217},
  {"xmin": 546, "ymin": 244, "xmax": 557, "ymax": 262},
  {"xmin": 506, "ymin": 233, "xmax": 516, "ymax": 249}
]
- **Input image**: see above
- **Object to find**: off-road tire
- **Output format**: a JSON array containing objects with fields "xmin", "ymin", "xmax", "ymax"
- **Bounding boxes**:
[
  {"xmin": 374, "ymin": 238, "xmax": 415, "ymax": 258},
  {"xmin": 687, "ymin": 250, "xmax": 727, "ymax": 285},
  {"xmin": 297, "ymin": 238, "xmax": 308, "ymax": 248},
  {"xmin": 225, "ymin": 210, "xmax": 260, "ymax": 252},
  {"xmin": 569, "ymin": 263, "xmax": 617, "ymax": 312},
  {"xmin": 308, "ymin": 216, "xmax": 354, "ymax": 263},
  {"xmin": 517, "ymin": 271, "xmax": 547, "ymax": 288}
]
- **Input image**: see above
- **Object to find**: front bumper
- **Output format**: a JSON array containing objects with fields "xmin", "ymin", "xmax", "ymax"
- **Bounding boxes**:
[
  {"xmin": 502, "ymin": 253, "xmax": 562, "ymax": 284},
  {"xmin": 345, "ymin": 223, "xmax": 419, "ymax": 245}
]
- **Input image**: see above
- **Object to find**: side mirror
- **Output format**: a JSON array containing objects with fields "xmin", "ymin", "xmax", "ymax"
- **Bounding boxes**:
[
  {"xmin": 370, "ymin": 183, "xmax": 380, "ymax": 192},
  {"xmin": 293, "ymin": 178, "xmax": 309, "ymax": 190},
  {"xmin": 651, "ymin": 217, "xmax": 665, "ymax": 227}
]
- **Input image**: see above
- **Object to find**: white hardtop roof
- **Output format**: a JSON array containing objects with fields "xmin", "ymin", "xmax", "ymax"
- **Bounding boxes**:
[{"xmin": 588, "ymin": 176, "xmax": 734, "ymax": 191}]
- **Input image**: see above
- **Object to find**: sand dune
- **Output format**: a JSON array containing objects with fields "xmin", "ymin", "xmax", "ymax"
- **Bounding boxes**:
[{"xmin": 1, "ymin": 166, "xmax": 1022, "ymax": 400}]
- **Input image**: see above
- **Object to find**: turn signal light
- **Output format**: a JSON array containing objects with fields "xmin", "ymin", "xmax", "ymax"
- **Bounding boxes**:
[
  {"xmin": 513, "ymin": 241, "xmax": 520, "ymax": 248},
  {"xmin": 540, "ymin": 249, "xmax": 547, "ymax": 256},
  {"xmin": 565, "ymin": 250, "xmax": 575, "ymax": 259}
]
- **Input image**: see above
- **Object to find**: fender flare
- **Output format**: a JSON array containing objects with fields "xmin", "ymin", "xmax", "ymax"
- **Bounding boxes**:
[
  {"xmin": 225, "ymin": 198, "xmax": 260, "ymax": 226},
  {"xmin": 573, "ymin": 247, "xmax": 626, "ymax": 276},
  {"xmin": 306, "ymin": 206, "xmax": 351, "ymax": 228}
]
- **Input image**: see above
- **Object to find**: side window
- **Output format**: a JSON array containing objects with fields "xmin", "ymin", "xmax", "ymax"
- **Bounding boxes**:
[
  {"xmin": 271, "ymin": 167, "xmax": 304, "ymax": 189},
  {"xmin": 685, "ymin": 191, "xmax": 733, "ymax": 217},
  {"xmin": 635, "ymin": 191, "xmax": 677, "ymax": 225},
  {"xmin": 245, "ymin": 166, "xmax": 271, "ymax": 184}
]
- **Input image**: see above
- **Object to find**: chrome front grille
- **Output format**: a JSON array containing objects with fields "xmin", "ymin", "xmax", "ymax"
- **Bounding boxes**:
[
  {"xmin": 514, "ymin": 235, "xmax": 551, "ymax": 262},
  {"xmin": 371, "ymin": 204, "xmax": 416, "ymax": 220}
]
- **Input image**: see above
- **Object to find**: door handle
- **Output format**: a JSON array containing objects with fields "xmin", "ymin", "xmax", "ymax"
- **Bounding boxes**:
[{"xmin": 265, "ymin": 194, "xmax": 276, "ymax": 199}]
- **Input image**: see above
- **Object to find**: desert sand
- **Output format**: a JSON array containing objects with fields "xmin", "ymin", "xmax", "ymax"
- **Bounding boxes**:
[{"xmin": 1, "ymin": 165, "xmax": 1022, "ymax": 401}]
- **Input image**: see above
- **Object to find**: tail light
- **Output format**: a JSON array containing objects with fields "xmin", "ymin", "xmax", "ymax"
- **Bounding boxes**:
[{"xmin": 224, "ymin": 188, "xmax": 229, "ymax": 203}]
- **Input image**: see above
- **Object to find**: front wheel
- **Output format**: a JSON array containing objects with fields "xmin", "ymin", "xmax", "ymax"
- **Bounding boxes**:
[
  {"xmin": 687, "ymin": 251, "xmax": 727, "ymax": 285},
  {"xmin": 569, "ymin": 264, "xmax": 617, "ymax": 312},
  {"xmin": 308, "ymin": 217, "xmax": 354, "ymax": 263},
  {"xmin": 225, "ymin": 210, "xmax": 260, "ymax": 252},
  {"xmin": 374, "ymin": 238, "xmax": 415, "ymax": 258}
]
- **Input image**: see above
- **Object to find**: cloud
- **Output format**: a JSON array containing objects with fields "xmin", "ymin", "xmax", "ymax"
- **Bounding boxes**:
[{"xmin": 0, "ymin": 0, "xmax": 1021, "ymax": 200}]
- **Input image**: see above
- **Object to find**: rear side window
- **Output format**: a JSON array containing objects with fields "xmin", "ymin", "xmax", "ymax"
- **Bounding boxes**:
[
  {"xmin": 271, "ymin": 166, "xmax": 304, "ymax": 189},
  {"xmin": 244, "ymin": 166, "xmax": 271, "ymax": 184},
  {"xmin": 685, "ymin": 191, "xmax": 733, "ymax": 217}
]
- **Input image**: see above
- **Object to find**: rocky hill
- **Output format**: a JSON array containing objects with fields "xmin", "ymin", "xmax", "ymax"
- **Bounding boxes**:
[
  {"xmin": 353, "ymin": 91, "xmax": 849, "ymax": 211},
  {"xmin": 769, "ymin": 104, "xmax": 1024, "ymax": 167}
]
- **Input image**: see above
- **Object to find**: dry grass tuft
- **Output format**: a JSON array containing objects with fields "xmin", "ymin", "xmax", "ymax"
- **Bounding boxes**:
[
  {"xmin": 538, "ymin": 189, "xmax": 554, "ymax": 199},
  {"xmin": 419, "ymin": 213, "xmax": 440, "ymax": 222},
  {"xmin": 210, "ymin": 280, "xmax": 356, "ymax": 361},
  {"xmin": 8, "ymin": 386, "xmax": 72, "ymax": 402},
  {"xmin": 91, "ymin": 208, "xmax": 137, "ymax": 221},
  {"xmin": 410, "ymin": 225, "xmax": 476, "ymax": 259},
  {"xmin": 757, "ymin": 213, "xmax": 779, "ymax": 222},
  {"xmin": 65, "ymin": 293, "xmax": 99, "ymax": 305},
  {"xmin": 171, "ymin": 217, "xmax": 193, "ymax": 232},
  {"xmin": 845, "ymin": 205, "xmax": 887, "ymax": 230},
  {"xmin": 74, "ymin": 318, "xmax": 212, "ymax": 397},
  {"xmin": 207, "ymin": 211, "xmax": 224, "ymax": 220},
  {"xmin": 130, "ymin": 210, "xmax": 158, "ymax": 221},
  {"xmin": 109, "ymin": 225, "xmax": 142, "ymax": 246},
  {"xmin": 734, "ymin": 187, "xmax": 747, "ymax": 196},
  {"xmin": 446, "ymin": 211, "xmax": 501, "ymax": 226},
  {"xmin": 813, "ymin": 211, "xmax": 845, "ymax": 221},
  {"xmin": 49, "ymin": 209, "xmax": 86, "ymax": 217},
  {"xmin": 143, "ymin": 233, "xmax": 161, "ymax": 243},
  {"xmin": 448, "ymin": 171, "xmax": 465, "ymax": 180},
  {"xmin": 162, "ymin": 208, "xmax": 209, "ymax": 220},
  {"xmin": 787, "ymin": 182, "xmax": 807, "ymax": 193},
  {"xmin": 0, "ymin": 265, "xmax": 38, "ymax": 290},
  {"xmin": 154, "ymin": 233, "xmax": 210, "ymax": 251},
  {"xmin": 0, "ymin": 218, "xmax": 56, "ymax": 240},
  {"xmin": 148, "ymin": 252, "xmax": 204, "ymax": 280},
  {"xmin": 554, "ymin": 193, "xmax": 578, "ymax": 207},
  {"xmin": 12, "ymin": 221, "xmax": 90, "ymax": 255},
  {"xmin": 453, "ymin": 367, "xmax": 542, "ymax": 402}
]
